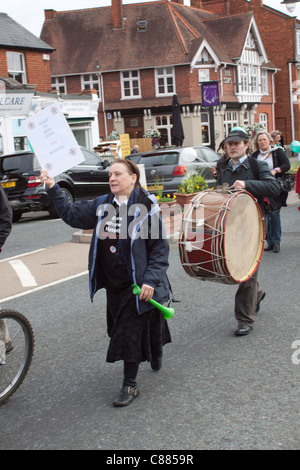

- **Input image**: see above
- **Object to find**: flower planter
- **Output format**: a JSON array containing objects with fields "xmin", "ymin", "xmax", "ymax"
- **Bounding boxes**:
[{"xmin": 173, "ymin": 192, "xmax": 197, "ymax": 208}]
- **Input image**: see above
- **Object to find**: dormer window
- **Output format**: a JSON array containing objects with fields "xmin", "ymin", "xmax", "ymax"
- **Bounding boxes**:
[{"xmin": 136, "ymin": 20, "xmax": 148, "ymax": 32}]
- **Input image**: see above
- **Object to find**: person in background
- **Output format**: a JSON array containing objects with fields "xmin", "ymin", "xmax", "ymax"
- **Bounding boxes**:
[
  {"xmin": 211, "ymin": 139, "xmax": 229, "ymax": 178},
  {"xmin": 215, "ymin": 128, "xmax": 281, "ymax": 336},
  {"xmin": 40, "ymin": 159, "xmax": 171, "ymax": 407},
  {"xmin": 251, "ymin": 131, "xmax": 290, "ymax": 254},
  {"xmin": 271, "ymin": 130, "xmax": 283, "ymax": 148},
  {"xmin": 130, "ymin": 145, "xmax": 139, "ymax": 154}
]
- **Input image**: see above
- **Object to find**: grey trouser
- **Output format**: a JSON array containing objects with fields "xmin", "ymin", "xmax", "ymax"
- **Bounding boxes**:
[{"xmin": 235, "ymin": 268, "xmax": 264, "ymax": 326}]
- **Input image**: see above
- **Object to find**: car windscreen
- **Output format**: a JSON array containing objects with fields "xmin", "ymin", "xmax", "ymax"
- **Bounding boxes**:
[
  {"xmin": 0, "ymin": 153, "xmax": 41, "ymax": 173},
  {"xmin": 195, "ymin": 147, "xmax": 219, "ymax": 163},
  {"xmin": 79, "ymin": 148, "xmax": 104, "ymax": 165},
  {"xmin": 139, "ymin": 153, "xmax": 179, "ymax": 167}
]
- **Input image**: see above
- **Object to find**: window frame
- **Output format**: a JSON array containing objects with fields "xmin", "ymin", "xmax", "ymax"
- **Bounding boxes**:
[
  {"xmin": 120, "ymin": 70, "xmax": 141, "ymax": 100},
  {"xmin": 259, "ymin": 113, "xmax": 268, "ymax": 130},
  {"xmin": 6, "ymin": 51, "xmax": 27, "ymax": 84},
  {"xmin": 261, "ymin": 69, "xmax": 268, "ymax": 95},
  {"xmin": 51, "ymin": 76, "xmax": 67, "ymax": 94},
  {"xmin": 80, "ymin": 74, "xmax": 101, "ymax": 98},
  {"xmin": 224, "ymin": 111, "xmax": 238, "ymax": 136},
  {"xmin": 155, "ymin": 67, "xmax": 175, "ymax": 97}
]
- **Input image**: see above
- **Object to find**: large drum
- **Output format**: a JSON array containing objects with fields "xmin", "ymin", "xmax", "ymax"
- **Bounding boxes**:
[{"xmin": 179, "ymin": 190, "xmax": 265, "ymax": 284}]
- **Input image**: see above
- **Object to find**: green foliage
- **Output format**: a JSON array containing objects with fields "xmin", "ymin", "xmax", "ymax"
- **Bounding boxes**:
[{"xmin": 177, "ymin": 172, "xmax": 208, "ymax": 194}]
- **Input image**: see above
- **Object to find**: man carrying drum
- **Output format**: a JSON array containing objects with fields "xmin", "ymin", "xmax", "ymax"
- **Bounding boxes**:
[{"xmin": 215, "ymin": 129, "xmax": 281, "ymax": 335}]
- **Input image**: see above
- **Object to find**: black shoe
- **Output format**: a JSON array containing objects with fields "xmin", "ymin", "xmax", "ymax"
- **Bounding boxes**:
[
  {"xmin": 234, "ymin": 325, "xmax": 253, "ymax": 336},
  {"xmin": 151, "ymin": 358, "xmax": 162, "ymax": 371},
  {"xmin": 264, "ymin": 244, "xmax": 274, "ymax": 251},
  {"xmin": 273, "ymin": 244, "xmax": 280, "ymax": 253},
  {"xmin": 256, "ymin": 292, "xmax": 266, "ymax": 313},
  {"xmin": 113, "ymin": 385, "xmax": 139, "ymax": 407}
]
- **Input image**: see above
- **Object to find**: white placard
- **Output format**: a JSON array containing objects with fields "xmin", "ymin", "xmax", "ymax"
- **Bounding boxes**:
[
  {"xmin": 137, "ymin": 164, "xmax": 147, "ymax": 190},
  {"xmin": 22, "ymin": 104, "xmax": 84, "ymax": 177}
]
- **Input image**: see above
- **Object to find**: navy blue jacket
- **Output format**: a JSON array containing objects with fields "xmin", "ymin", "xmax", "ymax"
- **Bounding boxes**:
[{"xmin": 47, "ymin": 184, "xmax": 170, "ymax": 314}]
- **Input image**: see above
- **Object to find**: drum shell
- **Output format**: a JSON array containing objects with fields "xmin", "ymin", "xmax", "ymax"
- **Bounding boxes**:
[{"xmin": 179, "ymin": 190, "xmax": 265, "ymax": 284}]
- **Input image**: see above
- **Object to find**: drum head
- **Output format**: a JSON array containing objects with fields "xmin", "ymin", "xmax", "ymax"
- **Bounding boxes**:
[{"xmin": 223, "ymin": 192, "xmax": 263, "ymax": 282}]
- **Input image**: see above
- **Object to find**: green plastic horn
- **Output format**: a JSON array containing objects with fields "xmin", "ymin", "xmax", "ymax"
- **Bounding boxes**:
[{"xmin": 132, "ymin": 284, "xmax": 174, "ymax": 320}]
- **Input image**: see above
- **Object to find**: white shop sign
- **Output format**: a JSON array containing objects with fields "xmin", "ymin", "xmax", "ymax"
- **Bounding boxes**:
[{"xmin": 0, "ymin": 93, "xmax": 34, "ymax": 116}]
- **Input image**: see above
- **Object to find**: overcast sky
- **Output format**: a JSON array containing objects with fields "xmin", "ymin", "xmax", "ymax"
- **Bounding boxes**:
[{"xmin": 1, "ymin": 0, "xmax": 300, "ymax": 37}]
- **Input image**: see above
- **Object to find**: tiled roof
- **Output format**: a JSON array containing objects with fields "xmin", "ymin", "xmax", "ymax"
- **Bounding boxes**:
[
  {"xmin": 40, "ymin": 1, "xmax": 264, "ymax": 76},
  {"xmin": 201, "ymin": 13, "xmax": 253, "ymax": 60},
  {"xmin": 0, "ymin": 12, "xmax": 54, "ymax": 51}
]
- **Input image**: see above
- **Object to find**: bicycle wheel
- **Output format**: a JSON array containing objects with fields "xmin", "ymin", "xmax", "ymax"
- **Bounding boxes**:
[{"xmin": 0, "ymin": 309, "xmax": 34, "ymax": 406}]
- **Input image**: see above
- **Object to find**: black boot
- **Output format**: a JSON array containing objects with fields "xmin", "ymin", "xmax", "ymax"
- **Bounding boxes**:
[
  {"xmin": 151, "ymin": 358, "xmax": 162, "ymax": 371},
  {"xmin": 113, "ymin": 362, "xmax": 139, "ymax": 407}
]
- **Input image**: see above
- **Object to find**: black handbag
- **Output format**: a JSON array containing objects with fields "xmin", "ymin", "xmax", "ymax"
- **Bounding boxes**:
[{"xmin": 277, "ymin": 174, "xmax": 295, "ymax": 193}]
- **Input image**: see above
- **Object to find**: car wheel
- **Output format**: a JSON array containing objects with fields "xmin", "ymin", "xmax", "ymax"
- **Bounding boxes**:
[
  {"xmin": 48, "ymin": 187, "xmax": 74, "ymax": 218},
  {"xmin": 12, "ymin": 211, "xmax": 23, "ymax": 223}
]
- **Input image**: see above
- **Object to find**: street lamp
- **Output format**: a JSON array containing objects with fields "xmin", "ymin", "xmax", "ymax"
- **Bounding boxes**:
[{"xmin": 280, "ymin": 0, "xmax": 300, "ymax": 14}]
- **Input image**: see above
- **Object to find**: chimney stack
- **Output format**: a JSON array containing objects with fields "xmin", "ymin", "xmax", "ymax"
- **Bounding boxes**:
[
  {"xmin": 112, "ymin": 0, "xmax": 123, "ymax": 29},
  {"xmin": 44, "ymin": 9, "xmax": 56, "ymax": 20}
]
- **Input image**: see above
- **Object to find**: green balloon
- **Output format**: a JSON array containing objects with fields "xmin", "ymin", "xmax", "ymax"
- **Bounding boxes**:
[{"xmin": 291, "ymin": 140, "xmax": 300, "ymax": 153}]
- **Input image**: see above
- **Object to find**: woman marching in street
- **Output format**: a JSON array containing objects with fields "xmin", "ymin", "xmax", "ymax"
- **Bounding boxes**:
[
  {"xmin": 251, "ymin": 131, "xmax": 290, "ymax": 253},
  {"xmin": 40, "ymin": 159, "xmax": 171, "ymax": 407}
]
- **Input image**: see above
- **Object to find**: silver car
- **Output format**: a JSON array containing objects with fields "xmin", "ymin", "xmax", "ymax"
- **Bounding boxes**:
[{"xmin": 136, "ymin": 146, "xmax": 220, "ymax": 194}]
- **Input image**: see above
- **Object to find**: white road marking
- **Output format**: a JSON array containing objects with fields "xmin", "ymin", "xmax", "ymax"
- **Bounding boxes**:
[
  {"xmin": 9, "ymin": 260, "xmax": 38, "ymax": 287},
  {"xmin": 0, "ymin": 248, "xmax": 46, "ymax": 263},
  {"xmin": 0, "ymin": 270, "xmax": 89, "ymax": 304}
]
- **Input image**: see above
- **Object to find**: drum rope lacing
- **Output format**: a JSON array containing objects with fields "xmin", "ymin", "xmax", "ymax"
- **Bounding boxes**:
[{"xmin": 179, "ymin": 199, "xmax": 231, "ymax": 279}]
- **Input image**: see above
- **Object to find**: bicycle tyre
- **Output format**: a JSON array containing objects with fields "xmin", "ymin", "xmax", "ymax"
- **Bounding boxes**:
[{"xmin": 0, "ymin": 309, "xmax": 34, "ymax": 406}]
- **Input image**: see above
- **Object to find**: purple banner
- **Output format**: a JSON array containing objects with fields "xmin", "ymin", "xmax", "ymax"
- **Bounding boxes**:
[{"xmin": 201, "ymin": 82, "xmax": 219, "ymax": 107}]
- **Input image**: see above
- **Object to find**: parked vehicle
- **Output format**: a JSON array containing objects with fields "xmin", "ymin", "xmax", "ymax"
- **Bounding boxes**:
[
  {"xmin": 0, "ymin": 147, "xmax": 110, "ymax": 222},
  {"xmin": 124, "ymin": 154, "xmax": 142, "ymax": 164},
  {"xmin": 136, "ymin": 146, "xmax": 220, "ymax": 194}
]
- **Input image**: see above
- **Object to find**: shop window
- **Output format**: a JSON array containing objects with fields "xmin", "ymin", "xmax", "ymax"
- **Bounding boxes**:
[
  {"xmin": 69, "ymin": 122, "xmax": 91, "ymax": 148},
  {"xmin": 201, "ymin": 112, "xmax": 210, "ymax": 145},
  {"xmin": 224, "ymin": 111, "xmax": 238, "ymax": 135},
  {"xmin": 155, "ymin": 114, "xmax": 173, "ymax": 146}
]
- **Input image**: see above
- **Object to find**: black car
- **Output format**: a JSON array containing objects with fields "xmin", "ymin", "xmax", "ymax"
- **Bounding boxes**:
[
  {"xmin": 135, "ymin": 146, "xmax": 220, "ymax": 195},
  {"xmin": 0, "ymin": 147, "xmax": 110, "ymax": 222}
]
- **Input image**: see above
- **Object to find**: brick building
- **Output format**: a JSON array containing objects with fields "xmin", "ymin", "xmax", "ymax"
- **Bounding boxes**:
[
  {"xmin": 190, "ymin": 0, "xmax": 300, "ymax": 144},
  {"xmin": 0, "ymin": 13, "xmax": 101, "ymax": 154},
  {"xmin": 0, "ymin": 12, "xmax": 54, "ymax": 154},
  {"xmin": 41, "ymin": 0, "xmax": 280, "ymax": 151}
]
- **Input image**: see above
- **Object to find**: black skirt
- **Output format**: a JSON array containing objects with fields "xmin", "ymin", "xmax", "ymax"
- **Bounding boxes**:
[{"xmin": 105, "ymin": 286, "xmax": 171, "ymax": 363}]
